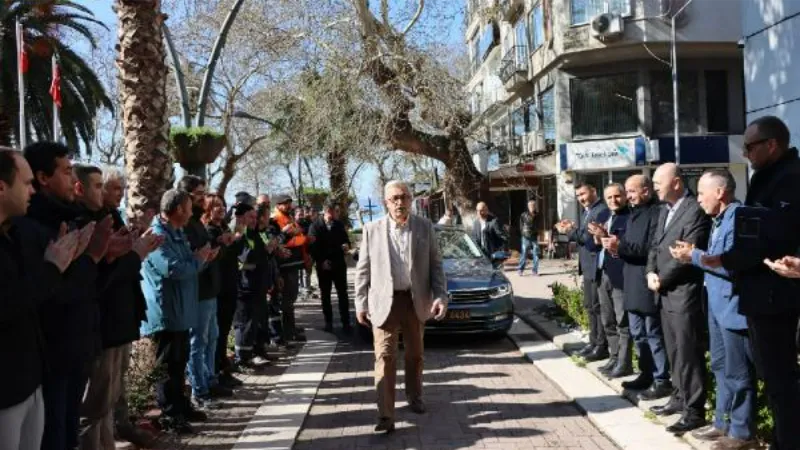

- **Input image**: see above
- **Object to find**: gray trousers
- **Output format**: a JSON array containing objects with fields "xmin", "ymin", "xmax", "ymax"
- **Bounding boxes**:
[
  {"xmin": 281, "ymin": 268, "xmax": 301, "ymax": 340},
  {"xmin": 80, "ymin": 345, "xmax": 128, "ymax": 450},
  {"xmin": 598, "ymin": 272, "xmax": 631, "ymax": 363},
  {"xmin": 0, "ymin": 387, "xmax": 45, "ymax": 450}
]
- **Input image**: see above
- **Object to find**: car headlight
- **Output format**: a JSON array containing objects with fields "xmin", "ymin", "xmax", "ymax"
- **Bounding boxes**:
[{"xmin": 490, "ymin": 283, "xmax": 512, "ymax": 298}]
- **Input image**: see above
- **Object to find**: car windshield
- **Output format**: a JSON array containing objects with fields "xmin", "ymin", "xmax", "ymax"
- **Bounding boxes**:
[{"xmin": 436, "ymin": 229, "xmax": 484, "ymax": 260}]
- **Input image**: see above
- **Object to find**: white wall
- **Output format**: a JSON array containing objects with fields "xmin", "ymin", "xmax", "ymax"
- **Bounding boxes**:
[{"xmin": 742, "ymin": 0, "xmax": 800, "ymax": 146}]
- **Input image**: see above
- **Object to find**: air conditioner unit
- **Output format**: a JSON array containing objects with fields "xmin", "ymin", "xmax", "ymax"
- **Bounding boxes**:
[
  {"xmin": 590, "ymin": 13, "xmax": 624, "ymax": 40},
  {"xmin": 524, "ymin": 131, "xmax": 546, "ymax": 154}
]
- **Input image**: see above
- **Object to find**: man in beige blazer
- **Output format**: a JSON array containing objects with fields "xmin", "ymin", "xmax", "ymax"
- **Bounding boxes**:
[{"xmin": 354, "ymin": 180, "xmax": 448, "ymax": 433}]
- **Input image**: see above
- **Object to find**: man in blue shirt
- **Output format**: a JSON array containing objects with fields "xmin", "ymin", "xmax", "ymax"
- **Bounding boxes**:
[{"xmin": 670, "ymin": 169, "xmax": 756, "ymax": 449}]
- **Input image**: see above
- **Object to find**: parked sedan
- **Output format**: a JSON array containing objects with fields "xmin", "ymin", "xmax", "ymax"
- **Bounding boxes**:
[{"xmin": 425, "ymin": 225, "xmax": 514, "ymax": 335}]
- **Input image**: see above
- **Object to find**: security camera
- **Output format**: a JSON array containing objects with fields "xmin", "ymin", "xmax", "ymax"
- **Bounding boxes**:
[{"xmin": 737, "ymin": 38, "xmax": 746, "ymax": 49}]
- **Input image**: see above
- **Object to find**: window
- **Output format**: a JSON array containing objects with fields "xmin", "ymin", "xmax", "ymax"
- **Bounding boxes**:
[
  {"xmin": 514, "ymin": 19, "xmax": 529, "ymax": 62},
  {"xmin": 651, "ymin": 70, "xmax": 700, "ymax": 135},
  {"xmin": 437, "ymin": 229, "xmax": 483, "ymax": 259},
  {"xmin": 571, "ymin": 73, "xmax": 638, "ymax": 138},
  {"xmin": 477, "ymin": 25, "xmax": 497, "ymax": 61},
  {"xmin": 526, "ymin": 100, "xmax": 538, "ymax": 132},
  {"xmin": 705, "ymin": 70, "xmax": 730, "ymax": 133},
  {"xmin": 511, "ymin": 106, "xmax": 527, "ymax": 154},
  {"xmin": 540, "ymin": 88, "xmax": 555, "ymax": 143},
  {"xmin": 471, "ymin": 35, "xmax": 480, "ymax": 73},
  {"xmin": 530, "ymin": 3, "xmax": 545, "ymax": 50},
  {"xmin": 571, "ymin": 0, "xmax": 631, "ymax": 25}
]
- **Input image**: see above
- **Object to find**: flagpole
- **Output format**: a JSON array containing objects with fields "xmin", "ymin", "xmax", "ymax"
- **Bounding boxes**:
[
  {"xmin": 52, "ymin": 55, "xmax": 60, "ymax": 142},
  {"xmin": 16, "ymin": 19, "xmax": 26, "ymax": 148}
]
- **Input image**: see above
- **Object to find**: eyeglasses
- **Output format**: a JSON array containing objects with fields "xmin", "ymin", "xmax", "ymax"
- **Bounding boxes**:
[
  {"xmin": 744, "ymin": 138, "xmax": 772, "ymax": 154},
  {"xmin": 387, "ymin": 194, "xmax": 409, "ymax": 203}
]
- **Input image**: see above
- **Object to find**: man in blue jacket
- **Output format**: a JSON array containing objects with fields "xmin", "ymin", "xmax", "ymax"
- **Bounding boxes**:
[
  {"xmin": 670, "ymin": 169, "xmax": 756, "ymax": 449},
  {"xmin": 140, "ymin": 189, "xmax": 217, "ymax": 434}
]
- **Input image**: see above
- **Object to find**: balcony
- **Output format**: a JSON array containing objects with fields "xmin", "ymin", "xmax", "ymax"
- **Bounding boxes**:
[
  {"xmin": 498, "ymin": 46, "xmax": 529, "ymax": 92},
  {"xmin": 498, "ymin": 0, "xmax": 524, "ymax": 22}
]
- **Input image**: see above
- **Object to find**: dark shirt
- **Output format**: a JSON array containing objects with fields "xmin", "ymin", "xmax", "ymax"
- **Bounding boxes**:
[{"xmin": 308, "ymin": 217, "xmax": 351, "ymax": 265}]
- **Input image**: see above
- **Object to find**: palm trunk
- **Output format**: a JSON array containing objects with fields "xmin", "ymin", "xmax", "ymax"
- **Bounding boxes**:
[
  {"xmin": 116, "ymin": 0, "xmax": 172, "ymax": 222},
  {"xmin": 328, "ymin": 147, "xmax": 348, "ymax": 212}
]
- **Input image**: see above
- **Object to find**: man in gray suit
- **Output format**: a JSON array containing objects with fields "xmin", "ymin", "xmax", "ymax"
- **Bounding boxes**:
[
  {"xmin": 646, "ymin": 163, "xmax": 711, "ymax": 435},
  {"xmin": 354, "ymin": 180, "xmax": 448, "ymax": 433}
]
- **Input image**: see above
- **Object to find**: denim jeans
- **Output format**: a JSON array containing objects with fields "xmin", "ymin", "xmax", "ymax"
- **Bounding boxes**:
[
  {"xmin": 517, "ymin": 237, "xmax": 540, "ymax": 273},
  {"xmin": 188, "ymin": 298, "xmax": 219, "ymax": 398},
  {"xmin": 628, "ymin": 311, "xmax": 670, "ymax": 382},
  {"xmin": 709, "ymin": 313, "xmax": 755, "ymax": 440}
]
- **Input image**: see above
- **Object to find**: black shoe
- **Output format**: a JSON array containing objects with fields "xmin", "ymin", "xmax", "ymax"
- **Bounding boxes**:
[
  {"xmin": 219, "ymin": 372, "xmax": 244, "ymax": 387},
  {"xmin": 649, "ymin": 402, "xmax": 682, "ymax": 416},
  {"xmin": 374, "ymin": 417, "xmax": 395, "ymax": 433},
  {"xmin": 666, "ymin": 416, "xmax": 705, "ymax": 435},
  {"xmin": 342, "ymin": 323, "xmax": 352, "ymax": 334},
  {"xmin": 621, "ymin": 374, "xmax": 653, "ymax": 390},
  {"xmin": 210, "ymin": 384, "xmax": 234, "ymax": 398},
  {"xmin": 598, "ymin": 358, "xmax": 618, "ymax": 375},
  {"xmin": 184, "ymin": 406, "xmax": 208, "ymax": 422},
  {"xmin": 323, "ymin": 323, "xmax": 333, "ymax": 333},
  {"xmin": 159, "ymin": 415, "xmax": 194, "ymax": 434},
  {"xmin": 409, "ymin": 399, "xmax": 426, "ymax": 414},
  {"xmin": 608, "ymin": 363, "xmax": 633, "ymax": 379},
  {"xmin": 576, "ymin": 344, "xmax": 595, "ymax": 357},
  {"xmin": 584, "ymin": 347, "xmax": 610, "ymax": 362},
  {"xmin": 638, "ymin": 382, "xmax": 673, "ymax": 401}
]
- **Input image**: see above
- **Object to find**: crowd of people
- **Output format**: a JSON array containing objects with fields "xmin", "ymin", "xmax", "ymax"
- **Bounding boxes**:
[
  {"xmin": 552, "ymin": 115, "xmax": 800, "ymax": 450},
  {"xmin": 0, "ymin": 141, "xmax": 353, "ymax": 450}
]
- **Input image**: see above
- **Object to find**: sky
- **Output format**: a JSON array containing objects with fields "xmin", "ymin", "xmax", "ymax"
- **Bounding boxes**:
[{"xmin": 72, "ymin": 0, "xmax": 465, "ymax": 214}]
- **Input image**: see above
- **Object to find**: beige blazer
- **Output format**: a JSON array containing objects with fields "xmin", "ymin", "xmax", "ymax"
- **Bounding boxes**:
[{"xmin": 354, "ymin": 214, "xmax": 448, "ymax": 327}]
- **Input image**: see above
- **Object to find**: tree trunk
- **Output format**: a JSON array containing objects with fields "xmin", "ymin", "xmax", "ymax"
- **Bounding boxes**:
[
  {"xmin": 328, "ymin": 147, "xmax": 348, "ymax": 212},
  {"xmin": 116, "ymin": 0, "xmax": 172, "ymax": 222}
]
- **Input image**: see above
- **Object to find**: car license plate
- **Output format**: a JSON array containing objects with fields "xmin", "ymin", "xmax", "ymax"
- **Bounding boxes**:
[{"xmin": 446, "ymin": 310, "xmax": 470, "ymax": 321}]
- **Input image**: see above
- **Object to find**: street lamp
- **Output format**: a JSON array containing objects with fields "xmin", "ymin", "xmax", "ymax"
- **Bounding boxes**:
[
  {"xmin": 671, "ymin": 0, "xmax": 695, "ymax": 165},
  {"xmin": 232, "ymin": 110, "xmax": 303, "ymax": 206}
]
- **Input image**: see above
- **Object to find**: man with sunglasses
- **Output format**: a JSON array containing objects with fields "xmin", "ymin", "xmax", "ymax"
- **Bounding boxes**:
[{"xmin": 701, "ymin": 116, "xmax": 800, "ymax": 450}]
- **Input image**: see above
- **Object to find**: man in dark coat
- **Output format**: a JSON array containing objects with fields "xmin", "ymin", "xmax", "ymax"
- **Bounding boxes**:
[
  {"xmin": 607, "ymin": 175, "xmax": 670, "ymax": 396},
  {"xmin": 23, "ymin": 142, "xmax": 112, "ymax": 450},
  {"xmin": 472, "ymin": 202, "xmax": 507, "ymax": 260},
  {"xmin": 646, "ymin": 163, "xmax": 711, "ymax": 434},
  {"xmin": 588, "ymin": 183, "xmax": 631, "ymax": 379},
  {"xmin": 704, "ymin": 116, "xmax": 800, "ymax": 449},
  {"xmin": 557, "ymin": 183, "xmax": 610, "ymax": 362},
  {"xmin": 0, "ymin": 148, "xmax": 77, "ymax": 450},
  {"xmin": 308, "ymin": 201, "xmax": 352, "ymax": 332}
]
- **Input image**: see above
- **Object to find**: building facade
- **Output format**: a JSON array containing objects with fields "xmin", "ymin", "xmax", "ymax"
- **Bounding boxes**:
[
  {"xmin": 465, "ymin": 0, "xmax": 749, "ymax": 250},
  {"xmin": 742, "ymin": 0, "xmax": 800, "ymax": 146}
]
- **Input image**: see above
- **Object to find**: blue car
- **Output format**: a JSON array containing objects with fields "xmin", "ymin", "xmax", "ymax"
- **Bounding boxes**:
[{"xmin": 426, "ymin": 225, "xmax": 514, "ymax": 335}]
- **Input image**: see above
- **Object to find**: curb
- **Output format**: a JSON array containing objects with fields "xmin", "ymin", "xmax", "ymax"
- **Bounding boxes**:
[
  {"xmin": 508, "ymin": 317, "xmax": 694, "ymax": 450},
  {"xmin": 515, "ymin": 310, "xmax": 715, "ymax": 450},
  {"xmin": 232, "ymin": 329, "xmax": 337, "ymax": 450}
]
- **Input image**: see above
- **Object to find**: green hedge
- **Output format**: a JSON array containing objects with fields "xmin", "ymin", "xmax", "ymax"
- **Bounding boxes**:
[{"xmin": 551, "ymin": 283, "xmax": 773, "ymax": 441}]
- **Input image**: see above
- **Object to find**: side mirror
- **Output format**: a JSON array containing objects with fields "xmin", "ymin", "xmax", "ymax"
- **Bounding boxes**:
[{"xmin": 491, "ymin": 250, "xmax": 509, "ymax": 262}]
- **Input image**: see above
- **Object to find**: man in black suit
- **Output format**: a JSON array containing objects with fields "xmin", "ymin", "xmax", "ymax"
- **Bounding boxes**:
[
  {"xmin": 588, "ymin": 183, "xmax": 631, "ymax": 378},
  {"xmin": 557, "ymin": 183, "xmax": 610, "ymax": 362},
  {"xmin": 606, "ymin": 175, "xmax": 671, "ymax": 396},
  {"xmin": 646, "ymin": 163, "xmax": 711, "ymax": 434},
  {"xmin": 308, "ymin": 202, "xmax": 352, "ymax": 333},
  {"xmin": 472, "ymin": 202, "xmax": 507, "ymax": 260}
]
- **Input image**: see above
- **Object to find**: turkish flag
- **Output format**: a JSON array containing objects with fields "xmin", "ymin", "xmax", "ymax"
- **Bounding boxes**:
[
  {"xmin": 49, "ymin": 62, "xmax": 61, "ymax": 108},
  {"xmin": 16, "ymin": 21, "xmax": 28, "ymax": 74}
]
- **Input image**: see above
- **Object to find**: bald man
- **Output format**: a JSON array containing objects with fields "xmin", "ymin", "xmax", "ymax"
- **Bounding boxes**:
[
  {"xmin": 646, "ymin": 163, "xmax": 711, "ymax": 434},
  {"xmin": 472, "ymin": 202, "xmax": 507, "ymax": 261}
]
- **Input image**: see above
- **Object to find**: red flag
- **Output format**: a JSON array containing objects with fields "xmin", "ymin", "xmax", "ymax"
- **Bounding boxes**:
[
  {"xmin": 49, "ymin": 62, "xmax": 61, "ymax": 108},
  {"xmin": 16, "ymin": 21, "xmax": 28, "ymax": 74}
]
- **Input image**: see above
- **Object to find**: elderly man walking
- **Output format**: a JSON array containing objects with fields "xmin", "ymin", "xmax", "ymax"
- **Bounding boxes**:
[{"xmin": 354, "ymin": 180, "xmax": 448, "ymax": 434}]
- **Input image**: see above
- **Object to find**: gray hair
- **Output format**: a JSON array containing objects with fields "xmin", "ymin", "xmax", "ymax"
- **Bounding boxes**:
[
  {"xmin": 604, "ymin": 182, "xmax": 625, "ymax": 195},
  {"xmin": 383, "ymin": 180, "xmax": 410, "ymax": 198},
  {"xmin": 102, "ymin": 167, "xmax": 125, "ymax": 186},
  {"xmin": 702, "ymin": 168, "xmax": 737, "ymax": 196},
  {"xmin": 160, "ymin": 188, "xmax": 190, "ymax": 215}
]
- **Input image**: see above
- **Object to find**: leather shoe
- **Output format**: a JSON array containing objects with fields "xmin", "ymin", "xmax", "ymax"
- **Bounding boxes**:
[
  {"xmin": 711, "ymin": 436, "xmax": 759, "ymax": 450},
  {"xmin": 374, "ymin": 417, "xmax": 395, "ymax": 433},
  {"xmin": 576, "ymin": 344, "xmax": 595, "ymax": 357},
  {"xmin": 621, "ymin": 374, "xmax": 653, "ymax": 390},
  {"xmin": 607, "ymin": 364, "xmax": 633, "ymax": 379},
  {"xmin": 666, "ymin": 416, "xmax": 706, "ymax": 435},
  {"xmin": 691, "ymin": 425, "xmax": 726, "ymax": 442},
  {"xmin": 584, "ymin": 347, "xmax": 610, "ymax": 362},
  {"xmin": 650, "ymin": 402, "xmax": 682, "ymax": 416},
  {"xmin": 638, "ymin": 382, "xmax": 673, "ymax": 401},
  {"xmin": 598, "ymin": 358, "xmax": 617, "ymax": 375},
  {"xmin": 409, "ymin": 399, "xmax": 426, "ymax": 414}
]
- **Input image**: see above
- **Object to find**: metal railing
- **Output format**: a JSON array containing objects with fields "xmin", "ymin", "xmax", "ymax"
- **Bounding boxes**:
[{"xmin": 498, "ymin": 45, "xmax": 529, "ymax": 83}]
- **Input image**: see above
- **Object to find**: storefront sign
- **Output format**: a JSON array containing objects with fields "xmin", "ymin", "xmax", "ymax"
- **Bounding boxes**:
[{"xmin": 560, "ymin": 137, "xmax": 651, "ymax": 171}]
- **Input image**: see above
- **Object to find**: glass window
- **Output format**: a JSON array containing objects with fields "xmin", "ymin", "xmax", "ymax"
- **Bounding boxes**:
[
  {"xmin": 478, "ymin": 25, "xmax": 496, "ymax": 61},
  {"xmin": 540, "ymin": 88, "xmax": 555, "ymax": 143},
  {"xmin": 571, "ymin": 0, "xmax": 631, "ymax": 25},
  {"xmin": 515, "ymin": 20, "xmax": 529, "ymax": 62},
  {"xmin": 526, "ymin": 100, "xmax": 538, "ymax": 132},
  {"xmin": 705, "ymin": 70, "xmax": 730, "ymax": 133},
  {"xmin": 531, "ymin": 3, "xmax": 545, "ymax": 49},
  {"xmin": 437, "ymin": 229, "xmax": 484, "ymax": 259},
  {"xmin": 471, "ymin": 35, "xmax": 480, "ymax": 73},
  {"xmin": 651, "ymin": 70, "xmax": 700, "ymax": 135},
  {"xmin": 570, "ymin": 72, "xmax": 638, "ymax": 138}
]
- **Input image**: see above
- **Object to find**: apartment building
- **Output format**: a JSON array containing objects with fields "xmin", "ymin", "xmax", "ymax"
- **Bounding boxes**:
[{"xmin": 465, "ymin": 0, "xmax": 749, "ymax": 247}]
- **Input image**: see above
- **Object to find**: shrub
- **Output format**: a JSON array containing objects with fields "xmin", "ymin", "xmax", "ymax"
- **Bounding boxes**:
[{"xmin": 550, "ymin": 282, "xmax": 589, "ymax": 330}]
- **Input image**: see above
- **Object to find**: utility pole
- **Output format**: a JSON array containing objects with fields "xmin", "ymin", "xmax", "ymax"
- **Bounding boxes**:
[{"xmin": 671, "ymin": 0, "xmax": 695, "ymax": 165}]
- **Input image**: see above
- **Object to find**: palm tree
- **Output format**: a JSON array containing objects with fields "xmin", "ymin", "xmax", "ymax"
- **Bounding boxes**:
[
  {"xmin": 0, "ymin": 0, "xmax": 112, "ymax": 150},
  {"xmin": 116, "ymin": 0, "xmax": 172, "ymax": 221}
]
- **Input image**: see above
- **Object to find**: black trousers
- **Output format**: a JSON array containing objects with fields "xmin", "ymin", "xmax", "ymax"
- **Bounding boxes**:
[
  {"xmin": 748, "ymin": 313, "xmax": 800, "ymax": 449},
  {"xmin": 661, "ymin": 307, "xmax": 707, "ymax": 419},
  {"xmin": 215, "ymin": 291, "xmax": 237, "ymax": 374},
  {"xmin": 233, "ymin": 295, "xmax": 267, "ymax": 362},
  {"xmin": 582, "ymin": 274, "xmax": 606, "ymax": 349},
  {"xmin": 150, "ymin": 330, "xmax": 190, "ymax": 418},
  {"xmin": 318, "ymin": 263, "xmax": 350, "ymax": 327}
]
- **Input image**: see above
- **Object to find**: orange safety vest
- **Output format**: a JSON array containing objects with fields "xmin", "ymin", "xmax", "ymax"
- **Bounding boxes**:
[{"xmin": 271, "ymin": 209, "xmax": 307, "ymax": 248}]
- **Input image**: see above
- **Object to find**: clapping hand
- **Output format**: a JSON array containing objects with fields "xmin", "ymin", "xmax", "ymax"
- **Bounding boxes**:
[
  {"xmin": 218, "ymin": 232, "xmax": 235, "ymax": 246},
  {"xmin": 132, "ymin": 228, "xmax": 163, "ymax": 260},
  {"xmin": 86, "ymin": 216, "xmax": 114, "ymax": 263},
  {"xmin": 669, "ymin": 241, "xmax": 695, "ymax": 264},
  {"xmin": 194, "ymin": 243, "xmax": 213, "ymax": 262},
  {"xmin": 587, "ymin": 221, "xmax": 608, "ymax": 238},
  {"xmin": 600, "ymin": 235, "xmax": 619, "ymax": 256},
  {"xmin": 764, "ymin": 256, "xmax": 800, "ymax": 279},
  {"xmin": 44, "ymin": 224, "xmax": 81, "ymax": 273},
  {"xmin": 105, "ymin": 229, "xmax": 134, "ymax": 263}
]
